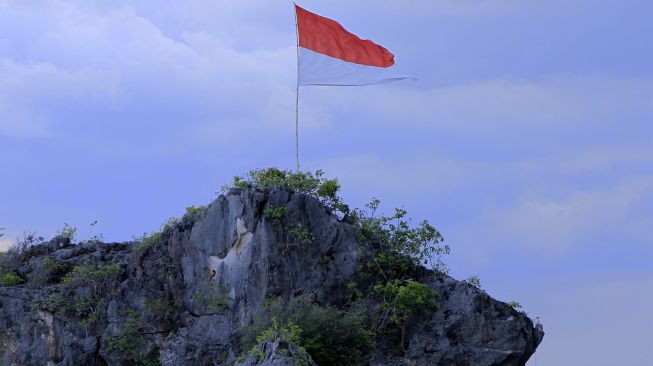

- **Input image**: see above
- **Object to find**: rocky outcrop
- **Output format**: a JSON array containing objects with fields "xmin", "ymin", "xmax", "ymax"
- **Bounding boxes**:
[
  {"xmin": 0, "ymin": 187, "xmax": 543, "ymax": 365},
  {"xmin": 371, "ymin": 275, "xmax": 543, "ymax": 366}
]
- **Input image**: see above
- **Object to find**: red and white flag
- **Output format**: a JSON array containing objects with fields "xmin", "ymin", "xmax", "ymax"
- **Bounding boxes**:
[{"xmin": 295, "ymin": 5, "xmax": 412, "ymax": 86}]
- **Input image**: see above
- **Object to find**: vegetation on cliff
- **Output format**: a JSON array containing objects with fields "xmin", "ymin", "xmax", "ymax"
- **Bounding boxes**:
[
  {"xmin": 0, "ymin": 168, "xmax": 541, "ymax": 366},
  {"xmin": 0, "ymin": 168, "xmax": 448, "ymax": 365},
  {"xmin": 226, "ymin": 168, "xmax": 448, "ymax": 364}
]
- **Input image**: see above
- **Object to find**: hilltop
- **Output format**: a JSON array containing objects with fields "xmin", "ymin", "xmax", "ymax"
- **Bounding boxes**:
[{"xmin": 0, "ymin": 169, "xmax": 543, "ymax": 365}]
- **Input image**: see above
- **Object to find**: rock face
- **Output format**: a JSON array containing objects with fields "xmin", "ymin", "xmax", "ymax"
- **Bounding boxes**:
[
  {"xmin": 371, "ymin": 275, "xmax": 543, "ymax": 366},
  {"xmin": 0, "ymin": 188, "xmax": 543, "ymax": 365}
]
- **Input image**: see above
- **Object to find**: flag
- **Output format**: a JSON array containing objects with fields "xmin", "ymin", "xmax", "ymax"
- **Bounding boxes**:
[{"xmin": 295, "ymin": 5, "xmax": 412, "ymax": 86}]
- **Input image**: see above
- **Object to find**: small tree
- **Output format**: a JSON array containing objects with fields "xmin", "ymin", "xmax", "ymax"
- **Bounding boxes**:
[
  {"xmin": 352, "ymin": 198, "xmax": 450, "ymax": 280},
  {"xmin": 373, "ymin": 279, "xmax": 438, "ymax": 349},
  {"xmin": 14, "ymin": 231, "xmax": 43, "ymax": 253},
  {"xmin": 507, "ymin": 301, "xmax": 522, "ymax": 310},
  {"xmin": 465, "ymin": 275, "xmax": 481, "ymax": 289},
  {"xmin": 57, "ymin": 223, "xmax": 77, "ymax": 243},
  {"xmin": 0, "ymin": 272, "xmax": 22, "ymax": 286}
]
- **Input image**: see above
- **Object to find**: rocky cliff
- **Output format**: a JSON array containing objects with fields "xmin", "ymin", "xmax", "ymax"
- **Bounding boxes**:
[{"xmin": 0, "ymin": 187, "xmax": 543, "ymax": 365}]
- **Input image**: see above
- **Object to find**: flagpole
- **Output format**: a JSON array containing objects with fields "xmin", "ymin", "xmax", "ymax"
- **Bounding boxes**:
[
  {"xmin": 294, "ymin": 3, "xmax": 300, "ymax": 173},
  {"xmin": 295, "ymin": 82, "xmax": 300, "ymax": 173}
]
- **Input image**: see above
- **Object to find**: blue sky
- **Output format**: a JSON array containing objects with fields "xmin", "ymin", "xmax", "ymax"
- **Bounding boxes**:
[{"xmin": 0, "ymin": 1, "xmax": 651, "ymax": 364}]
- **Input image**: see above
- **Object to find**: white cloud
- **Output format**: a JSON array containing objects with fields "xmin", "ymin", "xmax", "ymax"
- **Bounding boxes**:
[
  {"xmin": 514, "ymin": 144, "xmax": 653, "ymax": 175},
  {"xmin": 304, "ymin": 76, "xmax": 653, "ymax": 135},
  {"xmin": 316, "ymin": 153, "xmax": 468, "ymax": 195},
  {"xmin": 0, "ymin": 0, "xmax": 297, "ymax": 147},
  {"xmin": 0, "ymin": 239, "xmax": 13, "ymax": 252},
  {"xmin": 0, "ymin": 59, "xmax": 121, "ymax": 138},
  {"xmin": 382, "ymin": 0, "xmax": 531, "ymax": 17},
  {"xmin": 2, "ymin": 0, "xmax": 650, "ymax": 161},
  {"xmin": 315, "ymin": 141, "xmax": 653, "ymax": 204},
  {"xmin": 486, "ymin": 177, "xmax": 653, "ymax": 252}
]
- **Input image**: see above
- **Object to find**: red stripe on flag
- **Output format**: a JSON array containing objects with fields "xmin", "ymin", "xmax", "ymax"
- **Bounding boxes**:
[{"xmin": 295, "ymin": 5, "xmax": 395, "ymax": 68}]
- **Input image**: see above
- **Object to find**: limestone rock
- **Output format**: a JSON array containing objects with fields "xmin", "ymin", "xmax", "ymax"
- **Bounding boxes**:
[{"xmin": 0, "ymin": 187, "xmax": 542, "ymax": 365}]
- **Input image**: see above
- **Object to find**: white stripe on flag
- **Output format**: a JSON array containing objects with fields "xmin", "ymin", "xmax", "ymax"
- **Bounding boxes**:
[{"xmin": 298, "ymin": 47, "xmax": 413, "ymax": 86}]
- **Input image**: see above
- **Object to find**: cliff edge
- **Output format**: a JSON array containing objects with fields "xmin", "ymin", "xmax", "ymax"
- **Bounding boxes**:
[{"xmin": 0, "ymin": 187, "xmax": 543, "ymax": 365}]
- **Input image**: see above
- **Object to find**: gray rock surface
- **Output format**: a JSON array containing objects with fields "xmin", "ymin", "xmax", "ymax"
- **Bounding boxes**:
[
  {"xmin": 0, "ymin": 187, "xmax": 542, "ymax": 365},
  {"xmin": 370, "ymin": 275, "xmax": 544, "ymax": 366}
]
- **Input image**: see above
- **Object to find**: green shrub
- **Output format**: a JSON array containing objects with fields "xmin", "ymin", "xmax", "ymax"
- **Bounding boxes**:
[
  {"xmin": 264, "ymin": 205, "xmax": 288, "ymax": 222},
  {"xmin": 133, "ymin": 232, "xmax": 162, "ymax": 253},
  {"xmin": 33, "ymin": 292, "xmax": 67, "ymax": 313},
  {"xmin": 286, "ymin": 224, "xmax": 314, "ymax": 247},
  {"xmin": 133, "ymin": 216, "xmax": 180, "ymax": 253},
  {"xmin": 144, "ymin": 297, "xmax": 179, "ymax": 329},
  {"xmin": 50, "ymin": 261, "xmax": 123, "ymax": 326},
  {"xmin": 507, "ymin": 301, "xmax": 522, "ymax": 310},
  {"xmin": 121, "ymin": 309, "xmax": 144, "ymax": 351},
  {"xmin": 32, "ymin": 292, "xmax": 107, "ymax": 328},
  {"xmin": 280, "ymin": 223, "xmax": 315, "ymax": 253},
  {"xmin": 317, "ymin": 178, "xmax": 340, "ymax": 200},
  {"xmin": 31, "ymin": 260, "xmax": 122, "ymax": 338},
  {"xmin": 105, "ymin": 335, "xmax": 117, "ymax": 352},
  {"xmin": 373, "ymin": 279, "xmax": 438, "ymax": 326},
  {"xmin": 192, "ymin": 281, "xmax": 231, "ymax": 310},
  {"xmin": 42, "ymin": 256, "xmax": 69, "ymax": 276},
  {"xmin": 61, "ymin": 261, "xmax": 123, "ymax": 289},
  {"xmin": 57, "ymin": 223, "xmax": 77, "ymax": 242},
  {"xmin": 364, "ymin": 251, "xmax": 417, "ymax": 283},
  {"xmin": 0, "ymin": 272, "xmax": 23, "ymax": 286},
  {"xmin": 228, "ymin": 175, "xmax": 248, "ymax": 189},
  {"xmin": 107, "ymin": 308, "xmax": 159, "ymax": 365},
  {"xmin": 373, "ymin": 279, "xmax": 438, "ymax": 350},
  {"xmin": 353, "ymin": 200, "xmax": 448, "ymax": 274},
  {"xmin": 74, "ymin": 296, "xmax": 104, "ymax": 329},
  {"xmin": 256, "ymin": 317, "xmax": 303, "ymax": 346},
  {"xmin": 346, "ymin": 281, "xmax": 364, "ymax": 302},
  {"xmin": 223, "ymin": 168, "xmax": 347, "ymax": 214},
  {"xmin": 161, "ymin": 217, "xmax": 180, "ymax": 232},
  {"xmin": 183, "ymin": 205, "xmax": 207, "ymax": 221},
  {"xmin": 248, "ymin": 168, "xmax": 297, "ymax": 189},
  {"xmin": 245, "ymin": 318, "xmax": 314, "ymax": 365},
  {"xmin": 28, "ymin": 256, "xmax": 69, "ymax": 286},
  {"xmin": 243, "ymin": 297, "xmax": 374, "ymax": 366},
  {"xmin": 465, "ymin": 275, "xmax": 481, "ymax": 289}
]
